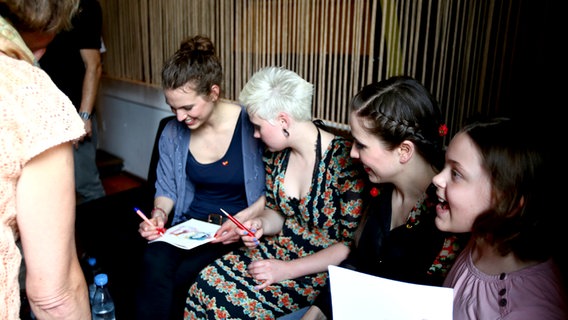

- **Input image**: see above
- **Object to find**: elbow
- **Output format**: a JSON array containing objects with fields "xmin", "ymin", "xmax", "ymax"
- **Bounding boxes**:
[
  {"xmin": 95, "ymin": 62, "xmax": 103, "ymax": 78},
  {"xmin": 332, "ymin": 242, "xmax": 351, "ymax": 264},
  {"xmin": 27, "ymin": 283, "xmax": 89, "ymax": 319}
]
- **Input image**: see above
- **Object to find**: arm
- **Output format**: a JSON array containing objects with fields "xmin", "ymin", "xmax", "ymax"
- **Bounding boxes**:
[
  {"xmin": 248, "ymin": 242, "xmax": 350, "ymax": 290},
  {"xmin": 249, "ymin": 139, "xmax": 364, "ymax": 289},
  {"xmin": 236, "ymin": 206, "xmax": 285, "ymax": 248},
  {"xmin": 17, "ymin": 142, "xmax": 90, "ymax": 320},
  {"xmin": 76, "ymin": 48, "xmax": 102, "ymax": 141},
  {"xmin": 253, "ymin": 206, "xmax": 285, "ymax": 236},
  {"xmin": 286, "ymin": 242, "xmax": 349, "ymax": 276}
]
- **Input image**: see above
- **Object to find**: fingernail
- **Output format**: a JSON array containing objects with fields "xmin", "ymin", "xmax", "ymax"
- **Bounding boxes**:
[{"xmin": 251, "ymin": 228, "xmax": 257, "ymax": 233}]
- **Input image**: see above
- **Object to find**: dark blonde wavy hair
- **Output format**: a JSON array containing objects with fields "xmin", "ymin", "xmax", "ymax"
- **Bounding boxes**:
[
  {"xmin": 161, "ymin": 34, "xmax": 223, "ymax": 98},
  {"xmin": 0, "ymin": 0, "xmax": 79, "ymax": 33}
]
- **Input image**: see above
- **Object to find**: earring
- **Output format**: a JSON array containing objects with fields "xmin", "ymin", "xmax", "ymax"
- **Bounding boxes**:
[{"xmin": 282, "ymin": 128, "xmax": 290, "ymax": 137}]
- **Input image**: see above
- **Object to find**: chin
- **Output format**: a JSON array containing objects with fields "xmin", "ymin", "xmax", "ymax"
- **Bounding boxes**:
[
  {"xmin": 265, "ymin": 145, "xmax": 278, "ymax": 152},
  {"xmin": 434, "ymin": 216, "xmax": 451, "ymax": 232},
  {"xmin": 434, "ymin": 205, "xmax": 447, "ymax": 221},
  {"xmin": 185, "ymin": 120, "xmax": 199, "ymax": 128},
  {"xmin": 367, "ymin": 175, "xmax": 380, "ymax": 184}
]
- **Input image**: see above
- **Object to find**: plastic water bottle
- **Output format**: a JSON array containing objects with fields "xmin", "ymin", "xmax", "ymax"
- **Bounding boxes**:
[
  {"xmin": 91, "ymin": 273, "xmax": 116, "ymax": 320},
  {"xmin": 87, "ymin": 257, "xmax": 101, "ymax": 304}
]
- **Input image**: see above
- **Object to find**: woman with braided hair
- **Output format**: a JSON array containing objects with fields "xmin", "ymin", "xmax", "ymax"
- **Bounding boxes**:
[{"xmin": 295, "ymin": 76, "xmax": 470, "ymax": 320}]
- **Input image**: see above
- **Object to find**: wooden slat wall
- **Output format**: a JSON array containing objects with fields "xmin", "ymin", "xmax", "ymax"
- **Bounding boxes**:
[{"xmin": 99, "ymin": 0, "xmax": 522, "ymax": 135}]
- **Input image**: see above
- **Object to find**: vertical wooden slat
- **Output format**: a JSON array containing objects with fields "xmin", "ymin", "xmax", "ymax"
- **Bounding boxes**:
[
  {"xmin": 317, "ymin": 0, "xmax": 328, "ymax": 120},
  {"xmin": 337, "ymin": 1, "xmax": 348, "ymax": 122},
  {"xmin": 307, "ymin": 0, "xmax": 316, "ymax": 92},
  {"xmin": 366, "ymin": 0, "xmax": 377, "ymax": 85}
]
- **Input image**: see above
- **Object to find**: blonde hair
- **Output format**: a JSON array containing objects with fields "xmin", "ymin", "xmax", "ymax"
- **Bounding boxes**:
[{"xmin": 239, "ymin": 66, "xmax": 313, "ymax": 122}]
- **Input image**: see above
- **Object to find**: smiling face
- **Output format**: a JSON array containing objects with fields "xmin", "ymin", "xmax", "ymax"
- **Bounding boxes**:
[
  {"xmin": 164, "ymin": 85, "xmax": 215, "ymax": 129},
  {"xmin": 349, "ymin": 112, "xmax": 401, "ymax": 184},
  {"xmin": 432, "ymin": 132, "xmax": 492, "ymax": 233}
]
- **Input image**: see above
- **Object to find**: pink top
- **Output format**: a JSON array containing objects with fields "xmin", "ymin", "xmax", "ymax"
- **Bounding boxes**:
[
  {"xmin": 0, "ymin": 16, "xmax": 85, "ymax": 319},
  {"xmin": 444, "ymin": 243, "xmax": 568, "ymax": 320}
]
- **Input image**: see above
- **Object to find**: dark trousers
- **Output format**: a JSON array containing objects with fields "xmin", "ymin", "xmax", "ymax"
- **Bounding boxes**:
[{"xmin": 135, "ymin": 240, "xmax": 240, "ymax": 320}]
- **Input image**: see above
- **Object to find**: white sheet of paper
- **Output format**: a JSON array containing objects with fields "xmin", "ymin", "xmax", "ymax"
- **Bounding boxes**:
[
  {"xmin": 329, "ymin": 265, "xmax": 454, "ymax": 320},
  {"xmin": 149, "ymin": 218, "xmax": 220, "ymax": 250}
]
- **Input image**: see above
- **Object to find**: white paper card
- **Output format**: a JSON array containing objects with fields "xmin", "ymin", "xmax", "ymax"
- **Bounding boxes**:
[
  {"xmin": 149, "ymin": 218, "xmax": 220, "ymax": 250},
  {"xmin": 329, "ymin": 265, "xmax": 453, "ymax": 320}
]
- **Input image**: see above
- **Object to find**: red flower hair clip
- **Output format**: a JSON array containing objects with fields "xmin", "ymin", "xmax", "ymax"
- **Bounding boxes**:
[{"xmin": 438, "ymin": 124, "xmax": 448, "ymax": 137}]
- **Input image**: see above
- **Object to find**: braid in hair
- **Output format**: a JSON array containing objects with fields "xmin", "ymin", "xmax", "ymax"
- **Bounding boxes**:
[{"xmin": 351, "ymin": 76, "xmax": 445, "ymax": 171}]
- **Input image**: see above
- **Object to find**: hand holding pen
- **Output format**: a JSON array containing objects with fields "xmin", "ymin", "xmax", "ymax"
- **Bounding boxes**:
[
  {"xmin": 220, "ymin": 208, "xmax": 259, "ymax": 246},
  {"xmin": 135, "ymin": 207, "xmax": 166, "ymax": 239}
]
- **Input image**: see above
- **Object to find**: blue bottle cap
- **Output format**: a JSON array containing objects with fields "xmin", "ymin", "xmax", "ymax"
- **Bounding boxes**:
[{"xmin": 94, "ymin": 273, "xmax": 108, "ymax": 286}]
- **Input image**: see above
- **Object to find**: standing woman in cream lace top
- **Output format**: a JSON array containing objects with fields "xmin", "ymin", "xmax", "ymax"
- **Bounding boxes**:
[{"xmin": 0, "ymin": 0, "xmax": 91, "ymax": 319}]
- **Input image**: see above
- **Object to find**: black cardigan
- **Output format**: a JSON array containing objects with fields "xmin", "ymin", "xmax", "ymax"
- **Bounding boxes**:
[{"xmin": 313, "ymin": 183, "xmax": 469, "ymax": 318}]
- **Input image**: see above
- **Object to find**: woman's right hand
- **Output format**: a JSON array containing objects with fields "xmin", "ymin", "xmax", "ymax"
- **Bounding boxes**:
[
  {"xmin": 138, "ymin": 216, "xmax": 166, "ymax": 240},
  {"xmin": 211, "ymin": 220, "xmax": 241, "ymax": 244}
]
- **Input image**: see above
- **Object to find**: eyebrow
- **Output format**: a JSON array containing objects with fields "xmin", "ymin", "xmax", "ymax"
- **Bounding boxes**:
[
  {"xmin": 353, "ymin": 138, "xmax": 366, "ymax": 147},
  {"xmin": 171, "ymin": 104, "xmax": 194, "ymax": 110},
  {"xmin": 447, "ymin": 158, "xmax": 468, "ymax": 173}
]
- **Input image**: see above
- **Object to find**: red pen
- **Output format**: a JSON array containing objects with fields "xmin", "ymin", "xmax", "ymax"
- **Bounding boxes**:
[
  {"xmin": 220, "ymin": 208, "xmax": 256, "ymax": 238},
  {"xmin": 134, "ymin": 207, "xmax": 166, "ymax": 235}
]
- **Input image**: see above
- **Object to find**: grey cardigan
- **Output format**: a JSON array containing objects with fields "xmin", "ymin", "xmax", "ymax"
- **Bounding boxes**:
[{"xmin": 154, "ymin": 106, "xmax": 265, "ymax": 225}]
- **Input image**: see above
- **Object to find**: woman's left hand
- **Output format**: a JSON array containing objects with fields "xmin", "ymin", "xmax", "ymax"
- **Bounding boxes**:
[
  {"xmin": 247, "ymin": 259, "xmax": 291, "ymax": 290},
  {"xmin": 241, "ymin": 219, "xmax": 262, "ymax": 247}
]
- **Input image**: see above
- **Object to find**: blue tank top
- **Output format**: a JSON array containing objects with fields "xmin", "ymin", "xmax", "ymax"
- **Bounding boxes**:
[{"xmin": 184, "ymin": 117, "xmax": 248, "ymax": 221}]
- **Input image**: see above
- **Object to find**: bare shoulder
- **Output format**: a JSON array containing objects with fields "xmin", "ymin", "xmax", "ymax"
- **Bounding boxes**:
[
  {"xmin": 218, "ymin": 100, "xmax": 243, "ymax": 126},
  {"xmin": 219, "ymin": 99, "xmax": 242, "ymax": 111},
  {"xmin": 320, "ymin": 130, "xmax": 336, "ymax": 150}
]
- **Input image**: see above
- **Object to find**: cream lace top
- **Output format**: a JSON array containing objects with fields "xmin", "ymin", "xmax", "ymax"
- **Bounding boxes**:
[{"xmin": 0, "ymin": 15, "xmax": 85, "ymax": 319}]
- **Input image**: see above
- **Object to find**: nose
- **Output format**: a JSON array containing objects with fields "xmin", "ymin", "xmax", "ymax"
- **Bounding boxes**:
[
  {"xmin": 175, "ymin": 109, "xmax": 188, "ymax": 122},
  {"xmin": 432, "ymin": 170, "xmax": 444, "ymax": 189},
  {"xmin": 350, "ymin": 145, "xmax": 359, "ymax": 159}
]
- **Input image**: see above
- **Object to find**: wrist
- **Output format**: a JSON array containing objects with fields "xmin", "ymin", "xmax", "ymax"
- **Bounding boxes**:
[
  {"xmin": 151, "ymin": 207, "xmax": 167, "ymax": 220},
  {"xmin": 78, "ymin": 111, "xmax": 92, "ymax": 120}
]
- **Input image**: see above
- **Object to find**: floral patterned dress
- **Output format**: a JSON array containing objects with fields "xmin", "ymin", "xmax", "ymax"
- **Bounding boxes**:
[{"xmin": 185, "ymin": 136, "xmax": 365, "ymax": 319}]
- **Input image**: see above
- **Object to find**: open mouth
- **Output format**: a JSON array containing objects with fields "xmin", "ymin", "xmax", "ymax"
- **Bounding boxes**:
[{"xmin": 437, "ymin": 199, "xmax": 449, "ymax": 210}]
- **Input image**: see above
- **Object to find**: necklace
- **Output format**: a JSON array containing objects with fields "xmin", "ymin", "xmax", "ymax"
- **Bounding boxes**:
[{"xmin": 312, "ymin": 122, "xmax": 322, "ymax": 179}]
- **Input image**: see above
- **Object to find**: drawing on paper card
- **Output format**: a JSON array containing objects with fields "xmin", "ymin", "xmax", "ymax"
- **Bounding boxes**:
[{"xmin": 149, "ymin": 218, "xmax": 220, "ymax": 250}]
